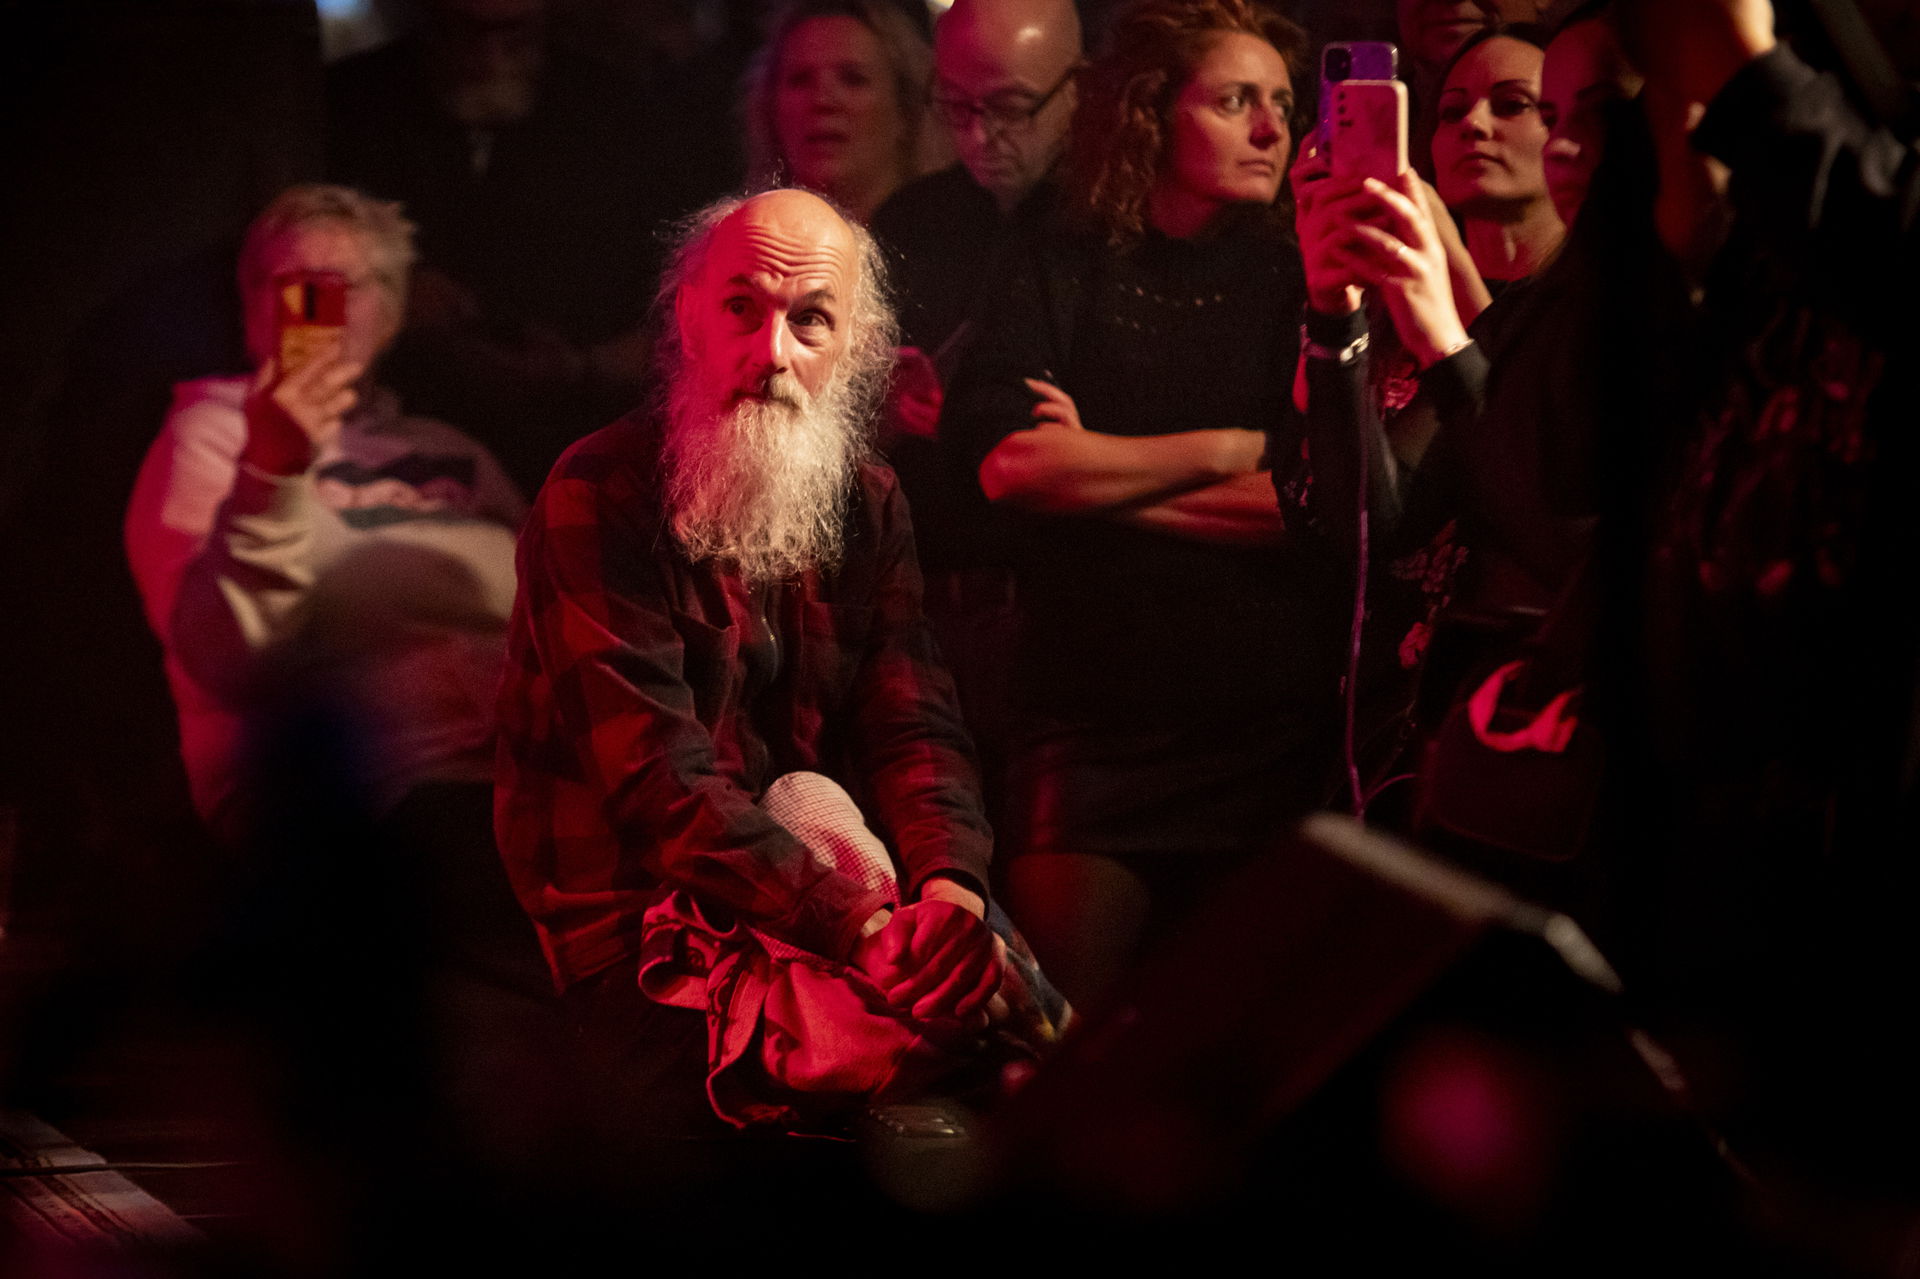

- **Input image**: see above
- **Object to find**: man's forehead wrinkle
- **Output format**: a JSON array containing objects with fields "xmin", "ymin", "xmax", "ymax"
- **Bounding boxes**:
[
  {"xmin": 738, "ymin": 224, "xmax": 851, "ymax": 271},
  {"xmin": 699, "ymin": 189, "xmax": 861, "ymax": 299},
  {"xmin": 720, "ymin": 227, "xmax": 856, "ymax": 295}
]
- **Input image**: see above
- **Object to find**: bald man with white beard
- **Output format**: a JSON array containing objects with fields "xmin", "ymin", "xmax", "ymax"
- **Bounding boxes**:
[{"xmin": 494, "ymin": 190, "xmax": 1020, "ymax": 1147}]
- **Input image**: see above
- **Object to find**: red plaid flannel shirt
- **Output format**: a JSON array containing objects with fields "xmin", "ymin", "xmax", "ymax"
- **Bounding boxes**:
[{"xmin": 494, "ymin": 413, "xmax": 993, "ymax": 990}]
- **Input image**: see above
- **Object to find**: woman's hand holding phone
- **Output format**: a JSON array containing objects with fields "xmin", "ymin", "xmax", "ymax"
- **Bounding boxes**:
[
  {"xmin": 1298, "ymin": 142, "xmax": 1473, "ymax": 366},
  {"xmin": 1337, "ymin": 171, "xmax": 1472, "ymax": 369},
  {"xmin": 1415, "ymin": 171, "xmax": 1493, "ymax": 325},
  {"xmin": 241, "ymin": 353, "xmax": 364, "ymax": 477},
  {"xmin": 1292, "ymin": 143, "xmax": 1366, "ymax": 316}
]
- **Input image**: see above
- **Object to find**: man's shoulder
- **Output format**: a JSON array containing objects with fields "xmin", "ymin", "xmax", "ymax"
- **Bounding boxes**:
[
  {"xmin": 854, "ymin": 456, "xmax": 903, "ymax": 504},
  {"xmin": 533, "ymin": 409, "xmax": 666, "ymax": 515},
  {"xmin": 872, "ymin": 166, "xmax": 995, "ymax": 244},
  {"xmin": 550, "ymin": 409, "xmax": 659, "ymax": 475},
  {"xmin": 845, "ymin": 457, "xmax": 911, "ymax": 549}
]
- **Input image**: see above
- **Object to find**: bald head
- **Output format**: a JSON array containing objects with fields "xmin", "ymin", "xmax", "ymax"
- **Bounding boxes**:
[
  {"xmin": 659, "ymin": 189, "xmax": 900, "ymax": 583},
  {"xmin": 937, "ymin": 0, "xmax": 1080, "ymax": 70},
  {"xmin": 709, "ymin": 189, "xmax": 862, "ymax": 293},
  {"xmin": 675, "ymin": 190, "xmax": 864, "ymax": 410},
  {"xmin": 933, "ymin": 0, "xmax": 1081, "ymax": 210}
]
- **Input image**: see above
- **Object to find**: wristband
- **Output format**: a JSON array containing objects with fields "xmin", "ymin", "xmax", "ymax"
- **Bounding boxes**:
[{"xmin": 1301, "ymin": 323, "xmax": 1370, "ymax": 366}]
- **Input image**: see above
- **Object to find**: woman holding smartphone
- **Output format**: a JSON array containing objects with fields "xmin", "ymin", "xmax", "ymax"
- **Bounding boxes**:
[
  {"xmin": 1290, "ymin": 24, "xmax": 1566, "ymax": 740},
  {"xmin": 1291, "ymin": 4, "xmax": 1670, "ymax": 909},
  {"xmin": 945, "ymin": 0, "xmax": 1342, "ymax": 1006}
]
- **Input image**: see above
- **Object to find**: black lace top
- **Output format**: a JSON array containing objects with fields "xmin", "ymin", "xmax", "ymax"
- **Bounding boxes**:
[{"xmin": 943, "ymin": 208, "xmax": 1343, "ymax": 726}]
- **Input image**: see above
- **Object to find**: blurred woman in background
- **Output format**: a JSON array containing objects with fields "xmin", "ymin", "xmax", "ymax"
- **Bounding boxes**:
[{"xmin": 742, "ymin": 0, "xmax": 950, "ymax": 222}]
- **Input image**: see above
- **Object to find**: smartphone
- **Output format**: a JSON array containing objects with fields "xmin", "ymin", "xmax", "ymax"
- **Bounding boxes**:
[
  {"xmin": 1318, "ymin": 41, "xmax": 1399, "ymax": 149},
  {"xmin": 273, "ymin": 270, "xmax": 348, "ymax": 374},
  {"xmin": 1329, "ymin": 79, "xmax": 1409, "ymax": 184}
]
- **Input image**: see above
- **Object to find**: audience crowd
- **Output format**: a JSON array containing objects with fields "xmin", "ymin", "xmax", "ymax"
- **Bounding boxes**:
[{"xmin": 10, "ymin": 0, "xmax": 1920, "ymax": 1268}]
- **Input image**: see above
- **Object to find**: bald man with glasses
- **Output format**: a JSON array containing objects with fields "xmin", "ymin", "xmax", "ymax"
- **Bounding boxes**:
[
  {"xmin": 872, "ymin": 0, "xmax": 1081, "ymax": 363},
  {"xmin": 867, "ymin": 0, "xmax": 1082, "ymax": 824}
]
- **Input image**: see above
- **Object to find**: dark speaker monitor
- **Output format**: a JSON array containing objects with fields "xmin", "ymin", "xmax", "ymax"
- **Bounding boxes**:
[{"xmin": 973, "ymin": 816, "xmax": 1746, "ymax": 1266}]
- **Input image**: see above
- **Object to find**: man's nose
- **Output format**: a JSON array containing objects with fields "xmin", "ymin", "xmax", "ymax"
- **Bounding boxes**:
[
  {"xmin": 753, "ymin": 315, "xmax": 793, "ymax": 373},
  {"xmin": 960, "ymin": 108, "xmax": 996, "ymax": 148}
]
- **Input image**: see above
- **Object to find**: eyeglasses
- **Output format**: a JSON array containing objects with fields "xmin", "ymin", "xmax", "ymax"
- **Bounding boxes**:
[{"xmin": 930, "ymin": 65, "xmax": 1078, "ymax": 136}]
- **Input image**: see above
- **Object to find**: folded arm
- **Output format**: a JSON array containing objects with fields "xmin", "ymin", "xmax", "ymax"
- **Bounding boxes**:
[
  {"xmin": 975, "ymin": 370, "xmax": 1281, "ymax": 545},
  {"xmin": 1111, "ymin": 470, "xmax": 1289, "ymax": 547},
  {"xmin": 978, "ymin": 420, "xmax": 1267, "ymax": 514}
]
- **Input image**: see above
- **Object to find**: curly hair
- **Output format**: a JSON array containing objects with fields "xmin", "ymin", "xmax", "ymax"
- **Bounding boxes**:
[
  {"xmin": 1065, "ymin": 0, "xmax": 1309, "ymax": 244},
  {"xmin": 739, "ymin": 0, "xmax": 942, "ymax": 194}
]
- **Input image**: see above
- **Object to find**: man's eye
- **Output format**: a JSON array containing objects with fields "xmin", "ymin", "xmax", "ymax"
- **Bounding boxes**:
[
  {"xmin": 793, "ymin": 310, "xmax": 831, "ymax": 329},
  {"xmin": 724, "ymin": 297, "xmax": 753, "ymax": 317}
]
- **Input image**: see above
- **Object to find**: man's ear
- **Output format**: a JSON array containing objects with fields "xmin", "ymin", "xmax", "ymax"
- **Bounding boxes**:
[{"xmin": 673, "ymin": 283, "xmax": 694, "ymax": 352}]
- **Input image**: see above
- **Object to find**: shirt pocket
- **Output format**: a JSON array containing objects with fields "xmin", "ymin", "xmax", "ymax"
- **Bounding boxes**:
[
  {"xmin": 797, "ymin": 601, "xmax": 873, "ymax": 715},
  {"xmin": 671, "ymin": 608, "xmax": 741, "ymax": 725}
]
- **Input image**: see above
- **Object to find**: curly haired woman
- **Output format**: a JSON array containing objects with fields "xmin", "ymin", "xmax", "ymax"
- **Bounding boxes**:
[{"xmin": 943, "ymin": 0, "xmax": 1345, "ymax": 1006}]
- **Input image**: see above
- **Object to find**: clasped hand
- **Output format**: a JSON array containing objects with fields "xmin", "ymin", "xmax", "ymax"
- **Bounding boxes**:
[{"xmin": 851, "ymin": 895, "xmax": 1006, "ymax": 1036}]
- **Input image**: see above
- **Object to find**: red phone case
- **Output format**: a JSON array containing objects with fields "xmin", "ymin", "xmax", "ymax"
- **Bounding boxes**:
[{"xmin": 274, "ymin": 271, "xmax": 348, "ymax": 374}]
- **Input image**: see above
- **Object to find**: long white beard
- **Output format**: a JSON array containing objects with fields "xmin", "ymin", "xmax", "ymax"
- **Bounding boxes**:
[{"xmin": 663, "ymin": 367, "xmax": 867, "ymax": 585}]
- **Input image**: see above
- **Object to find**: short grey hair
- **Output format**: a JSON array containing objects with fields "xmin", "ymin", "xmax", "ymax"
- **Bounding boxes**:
[
  {"xmin": 653, "ymin": 190, "xmax": 899, "ymax": 429},
  {"xmin": 237, "ymin": 183, "xmax": 417, "ymax": 316}
]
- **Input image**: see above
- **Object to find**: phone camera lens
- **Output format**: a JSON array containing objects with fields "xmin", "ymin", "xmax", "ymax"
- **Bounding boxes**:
[{"xmin": 1327, "ymin": 48, "xmax": 1352, "ymax": 80}]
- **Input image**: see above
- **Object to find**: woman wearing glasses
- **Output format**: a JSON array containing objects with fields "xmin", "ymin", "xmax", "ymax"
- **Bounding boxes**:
[{"xmin": 944, "ymin": 0, "xmax": 1341, "ymax": 1007}]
